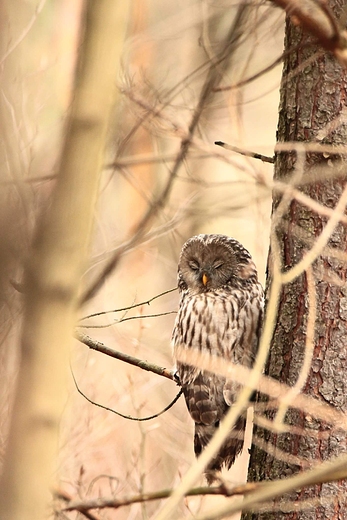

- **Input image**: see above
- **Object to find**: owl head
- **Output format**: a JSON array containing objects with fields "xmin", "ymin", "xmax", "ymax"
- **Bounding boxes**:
[{"xmin": 177, "ymin": 234, "xmax": 258, "ymax": 294}]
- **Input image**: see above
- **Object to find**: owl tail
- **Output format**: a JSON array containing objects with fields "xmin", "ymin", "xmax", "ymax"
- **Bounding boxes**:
[{"xmin": 194, "ymin": 415, "xmax": 246, "ymax": 484}]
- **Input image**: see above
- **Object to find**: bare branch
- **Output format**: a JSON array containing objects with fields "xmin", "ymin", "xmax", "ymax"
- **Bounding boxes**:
[
  {"xmin": 0, "ymin": 0, "xmax": 48, "ymax": 67},
  {"xmin": 81, "ymin": 311, "xmax": 177, "ymax": 330},
  {"xmin": 57, "ymin": 456, "xmax": 347, "ymax": 517},
  {"xmin": 270, "ymin": 0, "xmax": 347, "ymax": 67},
  {"xmin": 59, "ymin": 482, "xmax": 261, "ymax": 513},
  {"xmin": 274, "ymin": 180, "xmax": 347, "ymax": 225},
  {"xmin": 80, "ymin": 287, "xmax": 176, "ymax": 321},
  {"xmin": 72, "ymin": 369, "xmax": 183, "ymax": 421},
  {"xmin": 215, "ymin": 141, "xmax": 274, "ymax": 163},
  {"xmin": 55, "ymin": 488, "xmax": 103, "ymax": 520},
  {"xmin": 76, "ymin": 332, "xmax": 176, "ymax": 381}
]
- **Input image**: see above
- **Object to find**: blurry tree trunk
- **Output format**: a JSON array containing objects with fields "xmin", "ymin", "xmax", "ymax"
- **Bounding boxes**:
[
  {"xmin": 0, "ymin": 2, "xmax": 129, "ymax": 520},
  {"xmin": 244, "ymin": 3, "xmax": 347, "ymax": 519}
]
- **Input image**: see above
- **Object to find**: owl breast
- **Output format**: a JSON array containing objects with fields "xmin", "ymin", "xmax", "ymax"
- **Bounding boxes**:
[{"xmin": 172, "ymin": 285, "xmax": 261, "ymax": 386}]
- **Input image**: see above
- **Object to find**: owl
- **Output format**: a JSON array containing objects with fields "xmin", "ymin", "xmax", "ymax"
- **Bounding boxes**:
[{"xmin": 172, "ymin": 234, "xmax": 263, "ymax": 482}]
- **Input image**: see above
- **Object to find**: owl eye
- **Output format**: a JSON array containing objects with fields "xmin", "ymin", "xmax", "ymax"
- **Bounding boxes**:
[
  {"xmin": 213, "ymin": 261, "xmax": 224, "ymax": 269},
  {"xmin": 189, "ymin": 260, "xmax": 199, "ymax": 271}
]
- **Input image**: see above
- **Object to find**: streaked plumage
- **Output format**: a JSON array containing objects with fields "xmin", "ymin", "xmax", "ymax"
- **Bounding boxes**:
[{"xmin": 172, "ymin": 234, "xmax": 263, "ymax": 482}]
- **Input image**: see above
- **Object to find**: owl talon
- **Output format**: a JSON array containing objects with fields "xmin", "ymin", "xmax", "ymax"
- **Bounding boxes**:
[{"xmin": 172, "ymin": 369, "xmax": 181, "ymax": 385}]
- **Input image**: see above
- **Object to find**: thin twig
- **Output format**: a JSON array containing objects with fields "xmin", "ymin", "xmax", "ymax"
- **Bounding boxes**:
[
  {"xmin": 0, "ymin": 0, "xmax": 48, "ymax": 67},
  {"xmin": 215, "ymin": 141, "xmax": 274, "ymax": 163},
  {"xmin": 81, "ymin": 311, "xmax": 176, "ymax": 329},
  {"xmin": 72, "ymin": 369, "xmax": 183, "ymax": 421},
  {"xmin": 278, "ymin": 220, "xmax": 347, "ymax": 265},
  {"xmin": 80, "ymin": 287, "xmax": 176, "ymax": 321},
  {"xmin": 275, "ymin": 141, "xmax": 347, "ymax": 155},
  {"xmin": 80, "ymin": 171, "xmax": 179, "ymax": 304}
]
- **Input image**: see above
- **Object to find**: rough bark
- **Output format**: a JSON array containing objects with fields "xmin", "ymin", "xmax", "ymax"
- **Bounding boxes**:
[{"xmin": 244, "ymin": 2, "xmax": 347, "ymax": 519}]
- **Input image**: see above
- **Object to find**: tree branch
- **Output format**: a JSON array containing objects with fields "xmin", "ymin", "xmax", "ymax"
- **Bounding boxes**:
[
  {"xmin": 76, "ymin": 332, "xmax": 176, "ymax": 381},
  {"xmin": 59, "ymin": 482, "xmax": 261, "ymax": 513},
  {"xmin": 79, "ymin": 287, "xmax": 176, "ymax": 322},
  {"xmin": 270, "ymin": 0, "xmax": 347, "ymax": 67},
  {"xmin": 72, "ymin": 368, "xmax": 183, "ymax": 421},
  {"xmin": 57, "ymin": 456, "xmax": 347, "ymax": 517}
]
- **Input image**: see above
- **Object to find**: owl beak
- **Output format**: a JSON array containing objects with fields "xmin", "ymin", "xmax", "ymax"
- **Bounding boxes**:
[{"xmin": 202, "ymin": 273, "xmax": 209, "ymax": 286}]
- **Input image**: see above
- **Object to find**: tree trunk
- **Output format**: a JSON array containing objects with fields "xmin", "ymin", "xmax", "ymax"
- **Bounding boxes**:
[
  {"xmin": 244, "ymin": 2, "xmax": 347, "ymax": 519},
  {"xmin": 0, "ymin": 3, "xmax": 129, "ymax": 520}
]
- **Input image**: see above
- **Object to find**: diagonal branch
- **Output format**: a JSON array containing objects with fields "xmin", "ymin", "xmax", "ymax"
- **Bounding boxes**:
[{"xmin": 76, "ymin": 332, "xmax": 176, "ymax": 381}]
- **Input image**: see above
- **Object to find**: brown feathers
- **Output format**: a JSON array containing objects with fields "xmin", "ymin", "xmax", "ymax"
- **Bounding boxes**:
[{"xmin": 172, "ymin": 234, "xmax": 263, "ymax": 482}]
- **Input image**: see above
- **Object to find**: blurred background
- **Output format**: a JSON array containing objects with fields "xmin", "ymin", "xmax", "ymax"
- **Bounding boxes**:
[{"xmin": 0, "ymin": 0, "xmax": 284, "ymax": 518}]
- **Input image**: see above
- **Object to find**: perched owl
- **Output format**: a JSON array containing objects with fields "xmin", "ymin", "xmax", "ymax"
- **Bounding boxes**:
[{"xmin": 172, "ymin": 234, "xmax": 263, "ymax": 482}]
